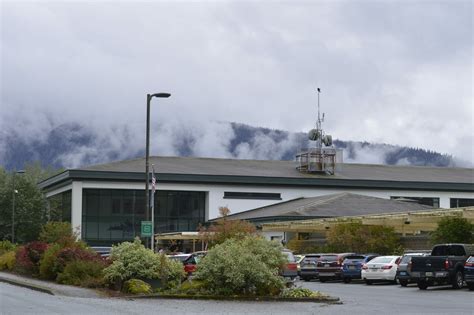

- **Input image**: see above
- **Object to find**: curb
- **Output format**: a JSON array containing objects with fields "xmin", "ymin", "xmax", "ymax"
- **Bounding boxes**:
[
  {"xmin": 0, "ymin": 276, "xmax": 55, "ymax": 295},
  {"xmin": 116, "ymin": 293, "xmax": 341, "ymax": 304}
]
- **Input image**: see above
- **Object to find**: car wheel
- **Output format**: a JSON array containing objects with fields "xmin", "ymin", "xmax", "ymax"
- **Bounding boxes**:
[
  {"xmin": 417, "ymin": 281, "xmax": 429, "ymax": 290},
  {"xmin": 399, "ymin": 279, "xmax": 408, "ymax": 287},
  {"xmin": 468, "ymin": 283, "xmax": 474, "ymax": 291},
  {"xmin": 319, "ymin": 277, "xmax": 327, "ymax": 283},
  {"xmin": 365, "ymin": 280, "xmax": 373, "ymax": 285},
  {"xmin": 452, "ymin": 270, "xmax": 464, "ymax": 289},
  {"xmin": 343, "ymin": 277, "xmax": 351, "ymax": 284},
  {"xmin": 302, "ymin": 277, "xmax": 310, "ymax": 282}
]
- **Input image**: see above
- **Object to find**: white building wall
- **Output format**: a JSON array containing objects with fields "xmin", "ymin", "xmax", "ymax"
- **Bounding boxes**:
[{"xmin": 45, "ymin": 179, "xmax": 474, "ymax": 239}]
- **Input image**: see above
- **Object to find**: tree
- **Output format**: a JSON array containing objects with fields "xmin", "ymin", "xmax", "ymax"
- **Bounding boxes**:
[
  {"xmin": 431, "ymin": 217, "xmax": 474, "ymax": 244},
  {"xmin": 198, "ymin": 207, "xmax": 256, "ymax": 247},
  {"xmin": 0, "ymin": 163, "xmax": 62, "ymax": 244},
  {"xmin": 327, "ymin": 222, "xmax": 402, "ymax": 255}
]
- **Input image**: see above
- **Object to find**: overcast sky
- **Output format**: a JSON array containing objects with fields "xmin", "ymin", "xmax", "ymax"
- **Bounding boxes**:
[{"xmin": 1, "ymin": 0, "xmax": 472, "ymax": 164}]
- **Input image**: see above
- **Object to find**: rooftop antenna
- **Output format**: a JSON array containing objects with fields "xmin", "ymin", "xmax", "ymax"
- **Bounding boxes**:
[{"xmin": 296, "ymin": 86, "xmax": 341, "ymax": 175}]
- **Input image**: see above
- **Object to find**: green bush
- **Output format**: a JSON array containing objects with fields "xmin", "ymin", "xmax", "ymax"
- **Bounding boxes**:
[
  {"xmin": 39, "ymin": 222, "xmax": 77, "ymax": 247},
  {"xmin": 56, "ymin": 260, "xmax": 105, "ymax": 288},
  {"xmin": 104, "ymin": 238, "xmax": 185, "ymax": 289},
  {"xmin": 122, "ymin": 279, "xmax": 152, "ymax": 295},
  {"xmin": 195, "ymin": 236, "xmax": 286, "ymax": 296},
  {"xmin": 0, "ymin": 251, "xmax": 16, "ymax": 270},
  {"xmin": 280, "ymin": 287, "xmax": 323, "ymax": 298},
  {"xmin": 0, "ymin": 240, "xmax": 16, "ymax": 255},
  {"xmin": 177, "ymin": 280, "xmax": 208, "ymax": 295},
  {"xmin": 39, "ymin": 243, "xmax": 62, "ymax": 280}
]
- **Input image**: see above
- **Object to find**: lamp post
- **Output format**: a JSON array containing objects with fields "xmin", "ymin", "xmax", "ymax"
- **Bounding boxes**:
[
  {"xmin": 145, "ymin": 92, "xmax": 171, "ymax": 250},
  {"xmin": 12, "ymin": 170, "xmax": 25, "ymax": 243}
]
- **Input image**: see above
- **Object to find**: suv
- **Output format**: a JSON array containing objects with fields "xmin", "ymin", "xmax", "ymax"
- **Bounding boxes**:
[
  {"xmin": 341, "ymin": 254, "xmax": 378, "ymax": 283},
  {"xmin": 316, "ymin": 253, "xmax": 355, "ymax": 282},
  {"xmin": 464, "ymin": 256, "xmax": 474, "ymax": 291},
  {"xmin": 396, "ymin": 251, "xmax": 430, "ymax": 287},
  {"xmin": 299, "ymin": 254, "xmax": 322, "ymax": 281}
]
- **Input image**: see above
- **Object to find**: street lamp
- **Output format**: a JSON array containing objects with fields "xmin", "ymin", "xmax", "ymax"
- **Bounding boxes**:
[
  {"xmin": 145, "ymin": 92, "xmax": 171, "ymax": 250},
  {"xmin": 12, "ymin": 170, "xmax": 25, "ymax": 243}
]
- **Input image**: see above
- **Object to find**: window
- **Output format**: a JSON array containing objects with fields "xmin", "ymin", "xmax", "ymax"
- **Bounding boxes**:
[
  {"xmin": 47, "ymin": 190, "xmax": 72, "ymax": 222},
  {"xmin": 450, "ymin": 198, "xmax": 474, "ymax": 208},
  {"xmin": 391, "ymin": 196, "xmax": 439, "ymax": 208},
  {"xmin": 223, "ymin": 192, "xmax": 281, "ymax": 200},
  {"xmin": 82, "ymin": 189, "xmax": 206, "ymax": 245}
]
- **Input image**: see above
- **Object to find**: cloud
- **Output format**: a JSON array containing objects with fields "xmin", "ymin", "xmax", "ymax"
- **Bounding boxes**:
[{"xmin": 1, "ymin": 1, "xmax": 472, "ymax": 163}]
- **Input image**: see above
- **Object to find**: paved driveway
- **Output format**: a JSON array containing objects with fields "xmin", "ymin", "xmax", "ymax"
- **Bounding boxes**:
[{"xmin": 2, "ymin": 280, "xmax": 473, "ymax": 314}]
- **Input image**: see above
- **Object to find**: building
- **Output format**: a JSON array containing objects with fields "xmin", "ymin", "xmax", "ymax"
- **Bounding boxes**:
[{"xmin": 38, "ymin": 156, "xmax": 474, "ymax": 245}]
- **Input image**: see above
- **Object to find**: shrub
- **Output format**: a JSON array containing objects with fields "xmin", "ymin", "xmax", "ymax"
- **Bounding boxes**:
[
  {"xmin": 0, "ymin": 251, "xmax": 16, "ymax": 270},
  {"xmin": 56, "ymin": 260, "xmax": 105, "ymax": 288},
  {"xmin": 431, "ymin": 217, "xmax": 474, "ymax": 244},
  {"xmin": 0, "ymin": 240, "xmax": 16, "ymax": 255},
  {"xmin": 177, "ymin": 280, "xmax": 208, "ymax": 295},
  {"xmin": 15, "ymin": 241, "xmax": 49, "ymax": 275},
  {"xmin": 104, "ymin": 238, "xmax": 185, "ymax": 290},
  {"xmin": 39, "ymin": 243, "xmax": 62, "ymax": 280},
  {"xmin": 39, "ymin": 222, "xmax": 77, "ymax": 247},
  {"xmin": 122, "ymin": 279, "xmax": 152, "ymax": 295},
  {"xmin": 54, "ymin": 246, "xmax": 104, "ymax": 276},
  {"xmin": 280, "ymin": 287, "xmax": 324, "ymax": 298},
  {"xmin": 195, "ymin": 236, "xmax": 286, "ymax": 296}
]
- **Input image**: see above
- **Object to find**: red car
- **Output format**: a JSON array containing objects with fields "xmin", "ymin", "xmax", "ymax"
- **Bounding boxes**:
[
  {"xmin": 183, "ymin": 251, "xmax": 207, "ymax": 277},
  {"xmin": 316, "ymin": 253, "xmax": 356, "ymax": 282}
]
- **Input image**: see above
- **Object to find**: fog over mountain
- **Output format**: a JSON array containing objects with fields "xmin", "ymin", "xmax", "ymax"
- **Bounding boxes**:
[{"xmin": 0, "ymin": 113, "xmax": 460, "ymax": 171}]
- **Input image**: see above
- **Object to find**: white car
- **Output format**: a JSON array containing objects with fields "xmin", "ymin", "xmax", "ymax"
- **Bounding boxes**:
[{"xmin": 361, "ymin": 255, "xmax": 401, "ymax": 284}]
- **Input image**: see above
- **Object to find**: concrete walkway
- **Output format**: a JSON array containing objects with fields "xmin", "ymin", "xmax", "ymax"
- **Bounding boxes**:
[{"xmin": 0, "ymin": 271, "xmax": 105, "ymax": 298}]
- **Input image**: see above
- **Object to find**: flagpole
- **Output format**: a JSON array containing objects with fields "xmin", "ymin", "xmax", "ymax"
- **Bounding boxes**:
[{"xmin": 151, "ymin": 164, "xmax": 156, "ymax": 252}]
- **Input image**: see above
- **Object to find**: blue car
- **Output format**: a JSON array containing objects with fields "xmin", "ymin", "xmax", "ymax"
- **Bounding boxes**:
[
  {"xmin": 342, "ymin": 254, "xmax": 378, "ymax": 283},
  {"xmin": 465, "ymin": 256, "xmax": 474, "ymax": 291}
]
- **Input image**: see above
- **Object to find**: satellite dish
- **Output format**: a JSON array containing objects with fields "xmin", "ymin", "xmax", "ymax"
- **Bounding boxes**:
[
  {"xmin": 322, "ymin": 135, "xmax": 332, "ymax": 146},
  {"xmin": 308, "ymin": 129, "xmax": 321, "ymax": 141}
]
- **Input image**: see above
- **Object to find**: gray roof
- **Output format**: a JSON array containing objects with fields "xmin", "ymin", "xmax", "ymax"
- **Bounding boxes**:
[
  {"xmin": 39, "ymin": 156, "xmax": 474, "ymax": 192},
  {"xmin": 80, "ymin": 156, "xmax": 472, "ymax": 183},
  {"xmin": 222, "ymin": 193, "xmax": 435, "ymax": 220}
]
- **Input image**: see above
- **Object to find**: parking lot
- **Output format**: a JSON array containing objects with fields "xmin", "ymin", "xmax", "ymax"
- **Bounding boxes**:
[{"xmin": 299, "ymin": 279, "xmax": 474, "ymax": 314}]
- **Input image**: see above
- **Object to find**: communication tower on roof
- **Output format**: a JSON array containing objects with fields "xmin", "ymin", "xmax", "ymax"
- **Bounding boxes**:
[{"xmin": 296, "ymin": 88, "xmax": 342, "ymax": 175}]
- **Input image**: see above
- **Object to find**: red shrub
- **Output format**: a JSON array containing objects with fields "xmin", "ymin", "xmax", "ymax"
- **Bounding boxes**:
[
  {"xmin": 15, "ymin": 241, "xmax": 49, "ymax": 275},
  {"xmin": 54, "ymin": 247, "xmax": 106, "ymax": 275}
]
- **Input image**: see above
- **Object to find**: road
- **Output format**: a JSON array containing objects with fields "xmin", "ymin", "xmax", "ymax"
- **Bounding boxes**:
[{"xmin": 1, "ymin": 280, "xmax": 473, "ymax": 314}]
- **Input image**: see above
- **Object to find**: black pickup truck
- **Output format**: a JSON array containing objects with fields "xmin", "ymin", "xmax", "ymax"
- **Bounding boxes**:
[{"xmin": 410, "ymin": 243, "xmax": 474, "ymax": 290}]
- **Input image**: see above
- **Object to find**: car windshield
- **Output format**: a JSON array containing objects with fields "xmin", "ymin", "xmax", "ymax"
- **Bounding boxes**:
[
  {"xmin": 370, "ymin": 257, "xmax": 394, "ymax": 264},
  {"xmin": 319, "ymin": 255, "xmax": 338, "ymax": 261},
  {"xmin": 303, "ymin": 256, "xmax": 319, "ymax": 263},
  {"xmin": 345, "ymin": 255, "xmax": 365, "ymax": 260},
  {"xmin": 467, "ymin": 257, "xmax": 474, "ymax": 263},
  {"xmin": 282, "ymin": 251, "xmax": 296, "ymax": 262}
]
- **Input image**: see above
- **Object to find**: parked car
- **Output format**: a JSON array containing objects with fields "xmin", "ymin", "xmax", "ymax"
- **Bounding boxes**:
[
  {"xmin": 281, "ymin": 249, "xmax": 298, "ymax": 281},
  {"xmin": 183, "ymin": 251, "xmax": 207, "ymax": 277},
  {"xmin": 341, "ymin": 254, "xmax": 378, "ymax": 283},
  {"xmin": 361, "ymin": 255, "xmax": 401, "ymax": 284},
  {"xmin": 396, "ymin": 251, "xmax": 430, "ymax": 287},
  {"xmin": 167, "ymin": 253, "xmax": 191, "ymax": 263},
  {"xmin": 316, "ymin": 253, "xmax": 355, "ymax": 282},
  {"xmin": 464, "ymin": 256, "xmax": 474, "ymax": 291},
  {"xmin": 410, "ymin": 243, "xmax": 474, "ymax": 290},
  {"xmin": 299, "ymin": 254, "xmax": 322, "ymax": 281}
]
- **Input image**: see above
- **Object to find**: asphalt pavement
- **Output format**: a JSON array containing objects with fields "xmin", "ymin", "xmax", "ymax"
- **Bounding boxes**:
[{"xmin": 1, "ymin": 280, "xmax": 473, "ymax": 314}]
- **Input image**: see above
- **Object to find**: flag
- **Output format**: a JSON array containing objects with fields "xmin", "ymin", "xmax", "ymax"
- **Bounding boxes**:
[{"xmin": 151, "ymin": 165, "xmax": 156, "ymax": 194}]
